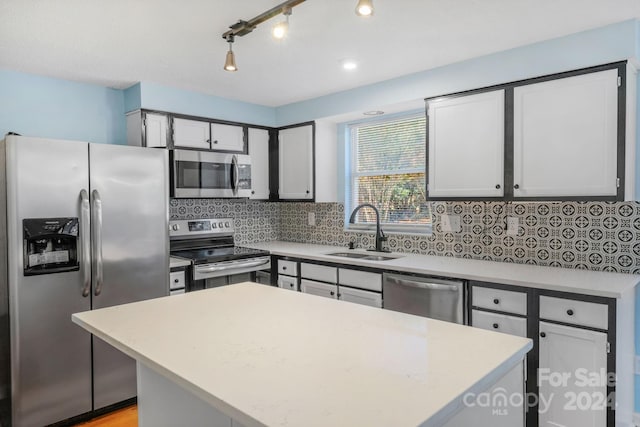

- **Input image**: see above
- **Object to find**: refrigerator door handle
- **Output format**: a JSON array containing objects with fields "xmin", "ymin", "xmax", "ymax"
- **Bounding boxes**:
[
  {"xmin": 92, "ymin": 189, "xmax": 104, "ymax": 296},
  {"xmin": 80, "ymin": 189, "xmax": 91, "ymax": 297},
  {"xmin": 231, "ymin": 154, "xmax": 239, "ymax": 195}
]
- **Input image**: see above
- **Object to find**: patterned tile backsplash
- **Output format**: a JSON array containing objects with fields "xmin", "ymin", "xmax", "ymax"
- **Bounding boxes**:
[
  {"xmin": 169, "ymin": 199, "xmax": 281, "ymax": 245},
  {"xmin": 171, "ymin": 198, "xmax": 640, "ymax": 274}
]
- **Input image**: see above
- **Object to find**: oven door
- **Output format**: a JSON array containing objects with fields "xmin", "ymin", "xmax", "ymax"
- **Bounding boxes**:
[
  {"xmin": 170, "ymin": 149, "xmax": 252, "ymax": 198},
  {"xmin": 193, "ymin": 257, "xmax": 271, "ymax": 289}
]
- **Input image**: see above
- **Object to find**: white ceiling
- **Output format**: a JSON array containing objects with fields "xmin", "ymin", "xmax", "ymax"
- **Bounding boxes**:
[{"xmin": 1, "ymin": 0, "xmax": 640, "ymax": 107}]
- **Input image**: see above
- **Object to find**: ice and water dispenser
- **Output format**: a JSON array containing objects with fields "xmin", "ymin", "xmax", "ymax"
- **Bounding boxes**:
[{"xmin": 22, "ymin": 218, "xmax": 79, "ymax": 275}]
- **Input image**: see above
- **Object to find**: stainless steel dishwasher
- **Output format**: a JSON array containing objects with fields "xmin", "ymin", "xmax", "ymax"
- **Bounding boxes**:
[{"xmin": 382, "ymin": 273, "xmax": 466, "ymax": 323}]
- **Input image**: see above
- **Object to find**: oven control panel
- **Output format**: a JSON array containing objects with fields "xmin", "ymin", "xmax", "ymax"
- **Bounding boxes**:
[{"xmin": 169, "ymin": 218, "xmax": 234, "ymax": 237}]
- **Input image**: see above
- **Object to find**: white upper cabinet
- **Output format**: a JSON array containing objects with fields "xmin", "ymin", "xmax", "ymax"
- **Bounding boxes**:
[
  {"xmin": 248, "ymin": 128, "xmax": 270, "ymax": 200},
  {"xmin": 144, "ymin": 113, "xmax": 170, "ymax": 148},
  {"xmin": 126, "ymin": 111, "xmax": 169, "ymax": 148},
  {"xmin": 173, "ymin": 118, "xmax": 210, "ymax": 149},
  {"xmin": 278, "ymin": 124, "xmax": 314, "ymax": 200},
  {"xmin": 210, "ymin": 123, "xmax": 245, "ymax": 152},
  {"xmin": 427, "ymin": 90, "xmax": 505, "ymax": 198},
  {"xmin": 513, "ymin": 69, "xmax": 619, "ymax": 198}
]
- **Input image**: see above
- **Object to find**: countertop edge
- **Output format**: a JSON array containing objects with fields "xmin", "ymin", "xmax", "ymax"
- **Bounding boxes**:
[{"xmin": 247, "ymin": 242, "xmax": 640, "ymax": 299}]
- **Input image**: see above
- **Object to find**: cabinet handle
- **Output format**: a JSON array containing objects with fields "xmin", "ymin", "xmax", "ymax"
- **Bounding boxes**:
[
  {"xmin": 306, "ymin": 190, "xmax": 310, "ymax": 194},
  {"xmin": 495, "ymin": 184, "xmax": 501, "ymax": 189},
  {"xmin": 514, "ymin": 184, "xmax": 520, "ymax": 189},
  {"xmin": 282, "ymin": 266, "xmax": 287, "ymax": 271},
  {"xmin": 493, "ymin": 298, "xmax": 500, "ymax": 305},
  {"xmin": 330, "ymin": 291, "xmax": 334, "ymax": 296},
  {"xmin": 566, "ymin": 309, "xmax": 574, "ymax": 316},
  {"xmin": 206, "ymin": 139, "xmax": 211, "ymax": 143},
  {"xmin": 174, "ymin": 279, "xmax": 179, "ymax": 283},
  {"xmin": 337, "ymin": 293, "xmax": 341, "ymax": 298},
  {"xmin": 213, "ymin": 140, "xmax": 218, "ymax": 144},
  {"xmin": 492, "ymin": 323, "xmax": 499, "ymax": 329},
  {"xmin": 540, "ymin": 332, "xmax": 546, "ymax": 338},
  {"xmin": 251, "ymin": 190, "xmax": 255, "ymax": 195}
]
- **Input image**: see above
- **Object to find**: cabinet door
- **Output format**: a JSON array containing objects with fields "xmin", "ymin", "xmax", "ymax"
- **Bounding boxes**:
[
  {"xmin": 338, "ymin": 286, "xmax": 382, "ymax": 308},
  {"xmin": 278, "ymin": 125, "xmax": 314, "ymax": 200},
  {"xmin": 248, "ymin": 128, "xmax": 270, "ymax": 199},
  {"xmin": 427, "ymin": 90, "xmax": 504, "ymax": 198},
  {"xmin": 173, "ymin": 118, "xmax": 210, "ymax": 149},
  {"xmin": 513, "ymin": 69, "xmax": 619, "ymax": 197},
  {"xmin": 538, "ymin": 321, "xmax": 608, "ymax": 427},
  {"xmin": 144, "ymin": 112, "xmax": 169, "ymax": 148},
  {"xmin": 211, "ymin": 123, "xmax": 245, "ymax": 152},
  {"xmin": 277, "ymin": 274, "xmax": 298, "ymax": 291},
  {"xmin": 300, "ymin": 279, "xmax": 337, "ymax": 299}
]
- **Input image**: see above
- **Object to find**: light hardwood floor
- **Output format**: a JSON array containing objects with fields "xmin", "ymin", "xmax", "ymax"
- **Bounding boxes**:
[{"xmin": 74, "ymin": 405, "xmax": 137, "ymax": 427}]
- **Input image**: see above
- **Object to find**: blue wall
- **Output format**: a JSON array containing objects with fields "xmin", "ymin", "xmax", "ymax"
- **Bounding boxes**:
[
  {"xmin": 275, "ymin": 19, "xmax": 639, "ymax": 126},
  {"xmin": 134, "ymin": 82, "xmax": 276, "ymax": 127},
  {"xmin": 0, "ymin": 69, "xmax": 126, "ymax": 144}
]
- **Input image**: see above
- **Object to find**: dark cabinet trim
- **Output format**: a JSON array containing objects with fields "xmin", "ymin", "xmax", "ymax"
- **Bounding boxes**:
[{"xmin": 425, "ymin": 61, "xmax": 627, "ymax": 202}]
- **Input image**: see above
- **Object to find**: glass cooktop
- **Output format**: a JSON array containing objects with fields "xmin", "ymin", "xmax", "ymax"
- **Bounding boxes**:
[{"xmin": 171, "ymin": 246, "xmax": 270, "ymax": 264}]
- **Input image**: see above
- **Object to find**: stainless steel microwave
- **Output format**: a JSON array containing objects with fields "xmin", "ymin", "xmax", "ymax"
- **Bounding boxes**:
[{"xmin": 170, "ymin": 150, "xmax": 252, "ymax": 198}]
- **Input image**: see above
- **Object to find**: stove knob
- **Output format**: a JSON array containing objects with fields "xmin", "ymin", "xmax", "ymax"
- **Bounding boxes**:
[
  {"xmin": 218, "ymin": 222, "xmax": 224, "ymax": 228},
  {"xmin": 171, "ymin": 224, "xmax": 179, "ymax": 231},
  {"xmin": 225, "ymin": 221, "xmax": 230, "ymax": 227}
]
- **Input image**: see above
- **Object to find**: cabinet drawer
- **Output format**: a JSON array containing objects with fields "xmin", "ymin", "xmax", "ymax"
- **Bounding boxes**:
[
  {"xmin": 301, "ymin": 263, "xmax": 337, "ymax": 283},
  {"xmin": 338, "ymin": 269, "xmax": 382, "ymax": 292},
  {"xmin": 277, "ymin": 260, "xmax": 298, "ymax": 276},
  {"xmin": 169, "ymin": 270, "xmax": 185, "ymax": 291},
  {"xmin": 472, "ymin": 286, "xmax": 527, "ymax": 315},
  {"xmin": 339, "ymin": 287, "xmax": 382, "ymax": 308},
  {"xmin": 300, "ymin": 279, "xmax": 337, "ymax": 299},
  {"xmin": 539, "ymin": 296, "xmax": 608, "ymax": 330},
  {"xmin": 277, "ymin": 275, "xmax": 298, "ymax": 291},
  {"xmin": 471, "ymin": 310, "xmax": 527, "ymax": 338}
]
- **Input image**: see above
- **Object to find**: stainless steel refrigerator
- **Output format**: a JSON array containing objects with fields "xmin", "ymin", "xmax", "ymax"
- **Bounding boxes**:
[{"xmin": 0, "ymin": 135, "xmax": 169, "ymax": 427}]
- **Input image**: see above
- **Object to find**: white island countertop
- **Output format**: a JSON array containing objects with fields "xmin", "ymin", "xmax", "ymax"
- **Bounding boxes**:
[
  {"xmin": 72, "ymin": 283, "xmax": 532, "ymax": 427},
  {"xmin": 245, "ymin": 241, "xmax": 640, "ymax": 298}
]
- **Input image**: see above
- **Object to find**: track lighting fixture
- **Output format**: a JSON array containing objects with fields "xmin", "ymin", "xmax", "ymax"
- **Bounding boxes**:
[
  {"xmin": 222, "ymin": 0, "xmax": 375, "ymax": 72},
  {"xmin": 355, "ymin": 0, "xmax": 374, "ymax": 16},
  {"xmin": 223, "ymin": 35, "xmax": 237, "ymax": 72},
  {"xmin": 272, "ymin": 7, "xmax": 292, "ymax": 40}
]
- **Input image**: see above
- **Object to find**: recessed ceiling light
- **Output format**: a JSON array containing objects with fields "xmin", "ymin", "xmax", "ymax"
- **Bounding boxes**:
[
  {"xmin": 342, "ymin": 60, "xmax": 358, "ymax": 71},
  {"xmin": 363, "ymin": 110, "xmax": 384, "ymax": 116}
]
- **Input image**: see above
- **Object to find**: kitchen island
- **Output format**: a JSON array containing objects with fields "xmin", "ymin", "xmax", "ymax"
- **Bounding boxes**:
[{"xmin": 72, "ymin": 283, "xmax": 532, "ymax": 427}]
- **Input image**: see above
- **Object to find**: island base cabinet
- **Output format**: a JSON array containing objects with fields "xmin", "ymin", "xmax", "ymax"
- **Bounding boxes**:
[
  {"xmin": 443, "ymin": 361, "xmax": 525, "ymax": 427},
  {"xmin": 538, "ymin": 322, "xmax": 608, "ymax": 427},
  {"xmin": 137, "ymin": 363, "xmax": 247, "ymax": 427}
]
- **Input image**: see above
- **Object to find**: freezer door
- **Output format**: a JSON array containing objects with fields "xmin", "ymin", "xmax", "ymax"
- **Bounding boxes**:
[
  {"xmin": 5, "ymin": 136, "xmax": 92, "ymax": 427},
  {"xmin": 89, "ymin": 144, "xmax": 169, "ymax": 410}
]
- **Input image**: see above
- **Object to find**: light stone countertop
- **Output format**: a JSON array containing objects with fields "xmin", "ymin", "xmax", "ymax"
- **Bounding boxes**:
[
  {"xmin": 169, "ymin": 256, "xmax": 191, "ymax": 269},
  {"xmin": 244, "ymin": 241, "xmax": 640, "ymax": 298},
  {"xmin": 72, "ymin": 283, "xmax": 532, "ymax": 427}
]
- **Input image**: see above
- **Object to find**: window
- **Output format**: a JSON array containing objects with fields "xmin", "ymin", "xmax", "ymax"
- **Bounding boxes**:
[{"xmin": 346, "ymin": 113, "xmax": 431, "ymax": 233}]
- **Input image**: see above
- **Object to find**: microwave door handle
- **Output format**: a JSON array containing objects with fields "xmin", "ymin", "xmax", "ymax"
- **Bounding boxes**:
[
  {"xmin": 80, "ymin": 189, "xmax": 91, "ymax": 297},
  {"xmin": 91, "ymin": 189, "xmax": 104, "ymax": 296},
  {"xmin": 231, "ymin": 155, "xmax": 239, "ymax": 195}
]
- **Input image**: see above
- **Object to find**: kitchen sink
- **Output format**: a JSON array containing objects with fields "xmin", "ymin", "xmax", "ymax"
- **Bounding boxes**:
[
  {"xmin": 327, "ymin": 252, "xmax": 400, "ymax": 261},
  {"xmin": 326, "ymin": 252, "xmax": 369, "ymax": 259}
]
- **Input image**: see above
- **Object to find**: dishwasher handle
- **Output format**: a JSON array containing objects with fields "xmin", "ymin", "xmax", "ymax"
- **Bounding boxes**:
[{"xmin": 386, "ymin": 276, "xmax": 461, "ymax": 292}]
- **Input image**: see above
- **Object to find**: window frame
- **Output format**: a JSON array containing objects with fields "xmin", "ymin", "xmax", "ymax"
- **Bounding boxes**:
[{"xmin": 344, "ymin": 111, "xmax": 432, "ymax": 235}]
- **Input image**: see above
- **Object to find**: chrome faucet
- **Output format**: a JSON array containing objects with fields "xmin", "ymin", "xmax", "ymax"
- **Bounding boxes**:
[{"xmin": 348, "ymin": 203, "xmax": 389, "ymax": 252}]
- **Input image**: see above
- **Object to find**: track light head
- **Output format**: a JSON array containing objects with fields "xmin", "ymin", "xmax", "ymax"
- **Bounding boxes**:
[{"xmin": 355, "ymin": 0, "xmax": 374, "ymax": 16}]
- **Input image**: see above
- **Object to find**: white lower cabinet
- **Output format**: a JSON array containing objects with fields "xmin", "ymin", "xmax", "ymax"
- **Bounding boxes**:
[
  {"xmin": 471, "ymin": 310, "xmax": 527, "ymax": 337},
  {"xmin": 300, "ymin": 279, "xmax": 337, "ymax": 299},
  {"xmin": 538, "ymin": 321, "xmax": 608, "ymax": 427},
  {"xmin": 277, "ymin": 275, "xmax": 298, "ymax": 292},
  {"xmin": 339, "ymin": 286, "xmax": 382, "ymax": 308}
]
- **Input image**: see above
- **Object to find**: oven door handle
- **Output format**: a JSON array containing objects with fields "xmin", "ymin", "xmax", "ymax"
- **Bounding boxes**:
[{"xmin": 196, "ymin": 257, "xmax": 270, "ymax": 274}]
